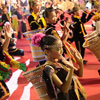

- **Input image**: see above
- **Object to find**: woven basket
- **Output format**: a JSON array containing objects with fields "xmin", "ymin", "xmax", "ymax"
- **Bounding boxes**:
[
  {"xmin": 22, "ymin": 67, "xmax": 51, "ymax": 100},
  {"xmin": 83, "ymin": 31, "xmax": 100, "ymax": 60},
  {"xmin": 57, "ymin": 1, "xmax": 74, "ymax": 11},
  {"xmin": 23, "ymin": 29, "xmax": 46, "ymax": 62},
  {"xmin": 95, "ymin": 21, "xmax": 100, "ymax": 34}
]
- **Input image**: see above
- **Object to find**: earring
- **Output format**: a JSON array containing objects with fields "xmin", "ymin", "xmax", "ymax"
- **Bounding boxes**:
[{"xmin": 55, "ymin": 58, "xmax": 58, "ymax": 62}]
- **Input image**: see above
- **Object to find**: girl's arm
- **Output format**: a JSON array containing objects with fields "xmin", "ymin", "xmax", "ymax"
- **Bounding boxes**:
[
  {"xmin": 70, "ymin": 47, "xmax": 83, "ymax": 77},
  {"xmin": 58, "ymin": 55, "xmax": 78, "ymax": 71},
  {"xmin": 81, "ymin": 9, "xmax": 95, "ymax": 23},
  {"xmin": 2, "ymin": 24, "xmax": 12, "ymax": 51},
  {"xmin": 61, "ymin": 22, "xmax": 69, "ymax": 42},
  {"xmin": 52, "ymin": 66, "xmax": 74, "ymax": 93}
]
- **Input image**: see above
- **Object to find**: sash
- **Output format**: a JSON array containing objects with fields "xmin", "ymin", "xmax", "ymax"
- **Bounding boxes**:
[{"xmin": 73, "ymin": 75, "xmax": 86, "ymax": 100}]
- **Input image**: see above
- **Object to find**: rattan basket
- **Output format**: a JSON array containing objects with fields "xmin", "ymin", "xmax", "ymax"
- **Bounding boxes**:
[
  {"xmin": 83, "ymin": 31, "xmax": 100, "ymax": 60},
  {"xmin": 23, "ymin": 29, "xmax": 46, "ymax": 62},
  {"xmin": 22, "ymin": 67, "xmax": 51, "ymax": 100}
]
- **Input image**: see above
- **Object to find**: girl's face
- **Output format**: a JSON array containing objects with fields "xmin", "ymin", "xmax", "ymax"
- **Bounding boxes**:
[
  {"xmin": 33, "ymin": 2, "xmax": 41, "ymax": 13},
  {"xmin": 47, "ymin": 11, "xmax": 58, "ymax": 24},
  {"xmin": 3, "ymin": 7, "xmax": 8, "ymax": 13},
  {"xmin": 46, "ymin": 40, "xmax": 63, "ymax": 60},
  {"xmin": 74, "ymin": 11, "xmax": 79, "ymax": 16}
]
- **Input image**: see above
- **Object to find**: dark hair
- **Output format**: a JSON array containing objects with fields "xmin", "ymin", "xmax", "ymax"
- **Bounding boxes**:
[
  {"xmin": 71, "ymin": 6, "xmax": 79, "ymax": 14},
  {"xmin": 60, "ymin": 13, "xmax": 64, "ymax": 20},
  {"xmin": 43, "ymin": 7, "xmax": 54, "ymax": 18},
  {"xmin": 55, "ymin": 8, "xmax": 63, "ymax": 12},
  {"xmin": 67, "ymin": 9, "xmax": 72, "ymax": 15},
  {"xmin": 40, "ymin": 35, "xmax": 57, "ymax": 50},
  {"xmin": 29, "ymin": 0, "xmax": 36, "ymax": 12},
  {"xmin": 60, "ymin": 20, "xmax": 64, "ymax": 26},
  {"xmin": 2, "ymin": 4, "xmax": 8, "ymax": 11}
]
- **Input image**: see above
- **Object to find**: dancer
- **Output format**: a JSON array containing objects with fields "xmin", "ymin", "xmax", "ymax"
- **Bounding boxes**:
[
  {"xmin": 27, "ymin": 0, "xmax": 46, "ymax": 65},
  {"xmin": 28, "ymin": 0, "xmax": 46, "ymax": 30},
  {"xmin": 0, "ymin": 23, "xmax": 26, "ymax": 100},
  {"xmin": 70, "ymin": 6, "xmax": 94, "ymax": 64},
  {"xmin": 25, "ymin": 34, "xmax": 86, "ymax": 100},
  {"xmin": 43, "ymin": 7, "xmax": 69, "ymax": 44},
  {"xmin": 2, "ymin": 5, "xmax": 24, "ymax": 56},
  {"xmin": 43, "ymin": 7, "xmax": 78, "ymax": 64}
]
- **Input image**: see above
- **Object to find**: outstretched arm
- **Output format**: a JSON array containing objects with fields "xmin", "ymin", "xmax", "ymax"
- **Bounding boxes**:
[
  {"xmin": 81, "ymin": 10, "xmax": 95, "ymax": 23},
  {"xmin": 2, "ymin": 24, "xmax": 12, "ymax": 51}
]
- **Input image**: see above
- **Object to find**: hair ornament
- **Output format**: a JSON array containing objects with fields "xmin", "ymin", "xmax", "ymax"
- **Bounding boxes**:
[
  {"xmin": 44, "ymin": 44, "xmax": 62, "ymax": 49},
  {"xmin": 31, "ymin": 33, "xmax": 45, "ymax": 47}
]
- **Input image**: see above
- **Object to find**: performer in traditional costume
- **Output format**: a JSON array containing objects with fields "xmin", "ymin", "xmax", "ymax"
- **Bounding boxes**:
[
  {"xmin": 27, "ymin": 0, "xmax": 47, "ymax": 65},
  {"xmin": 43, "ymin": 7, "xmax": 78, "ymax": 64},
  {"xmin": 28, "ymin": 0, "xmax": 46, "ymax": 30},
  {"xmin": 70, "ymin": 6, "xmax": 95, "ymax": 64},
  {"xmin": 0, "ymin": 23, "xmax": 27, "ymax": 100},
  {"xmin": 2, "ymin": 5, "xmax": 24, "ymax": 56},
  {"xmin": 23, "ymin": 34, "xmax": 86, "ymax": 100}
]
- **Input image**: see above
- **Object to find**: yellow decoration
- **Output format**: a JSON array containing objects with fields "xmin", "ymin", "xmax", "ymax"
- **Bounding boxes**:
[
  {"xmin": 0, "ymin": 82, "xmax": 10, "ymax": 100},
  {"xmin": 74, "ymin": 15, "xmax": 86, "ymax": 36},
  {"xmin": 3, "ymin": 50, "xmax": 12, "ymax": 59},
  {"xmin": 92, "ymin": 13, "xmax": 100, "ymax": 22},
  {"xmin": 38, "ymin": 17, "xmax": 47, "ymax": 28},
  {"xmin": 32, "ymin": 12, "xmax": 37, "ymax": 20},
  {"xmin": 31, "ymin": 12, "xmax": 41, "ymax": 29},
  {"xmin": 10, "ymin": 59, "xmax": 20, "ymax": 69},
  {"xmin": 73, "ymin": 75, "xmax": 87, "ymax": 100},
  {"xmin": 0, "ymin": 62, "xmax": 9, "ymax": 69},
  {"xmin": 74, "ymin": 15, "xmax": 80, "ymax": 19},
  {"xmin": 0, "ymin": 76, "xmax": 2, "ymax": 80},
  {"xmin": 52, "ymin": 30, "xmax": 61, "ymax": 39},
  {"xmin": 80, "ymin": 24, "xmax": 86, "ymax": 36}
]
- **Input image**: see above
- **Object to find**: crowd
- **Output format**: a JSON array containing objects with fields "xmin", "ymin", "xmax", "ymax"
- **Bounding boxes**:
[{"xmin": 0, "ymin": 0, "xmax": 100, "ymax": 100}]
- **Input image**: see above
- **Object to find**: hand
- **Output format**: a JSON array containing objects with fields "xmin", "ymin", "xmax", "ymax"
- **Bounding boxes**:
[
  {"xmin": 90, "ymin": 9, "xmax": 96, "ymax": 15},
  {"xmin": 3, "ymin": 24, "xmax": 12, "ymax": 38},
  {"xmin": 58, "ymin": 55, "xmax": 78, "ymax": 71},
  {"xmin": 61, "ymin": 22, "xmax": 69, "ymax": 32},
  {"xmin": 92, "ymin": 8, "xmax": 97, "ymax": 12},
  {"xmin": 70, "ymin": 47, "xmax": 82, "ymax": 63}
]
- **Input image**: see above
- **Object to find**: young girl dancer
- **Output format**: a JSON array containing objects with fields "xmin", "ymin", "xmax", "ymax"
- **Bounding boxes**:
[{"xmin": 23, "ymin": 33, "xmax": 86, "ymax": 100}]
